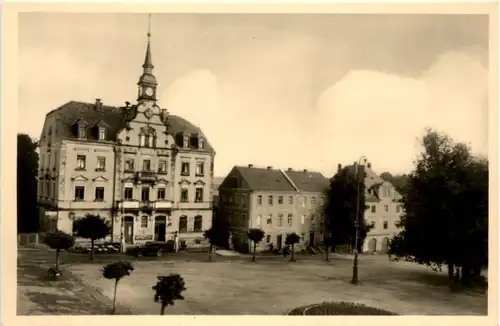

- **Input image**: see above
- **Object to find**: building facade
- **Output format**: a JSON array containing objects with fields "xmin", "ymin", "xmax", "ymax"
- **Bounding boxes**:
[
  {"xmin": 37, "ymin": 30, "xmax": 215, "ymax": 248},
  {"xmin": 340, "ymin": 162, "xmax": 403, "ymax": 253},
  {"xmin": 217, "ymin": 165, "xmax": 329, "ymax": 253}
]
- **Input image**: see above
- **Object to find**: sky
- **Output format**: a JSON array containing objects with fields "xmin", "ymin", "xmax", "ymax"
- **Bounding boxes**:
[{"xmin": 18, "ymin": 13, "xmax": 489, "ymax": 177}]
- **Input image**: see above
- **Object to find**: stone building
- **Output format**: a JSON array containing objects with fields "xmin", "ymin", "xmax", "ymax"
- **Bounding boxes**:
[
  {"xmin": 37, "ymin": 28, "xmax": 215, "ymax": 248},
  {"xmin": 217, "ymin": 165, "xmax": 329, "ymax": 253}
]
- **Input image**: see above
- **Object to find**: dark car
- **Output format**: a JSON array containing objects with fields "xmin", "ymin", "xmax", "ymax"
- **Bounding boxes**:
[{"xmin": 127, "ymin": 241, "xmax": 173, "ymax": 257}]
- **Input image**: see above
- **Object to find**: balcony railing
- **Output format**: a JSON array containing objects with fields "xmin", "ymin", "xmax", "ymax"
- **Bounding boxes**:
[
  {"xmin": 136, "ymin": 171, "xmax": 158, "ymax": 183},
  {"xmin": 139, "ymin": 200, "xmax": 154, "ymax": 210}
]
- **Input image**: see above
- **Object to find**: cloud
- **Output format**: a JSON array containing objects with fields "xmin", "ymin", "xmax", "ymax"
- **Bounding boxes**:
[{"xmin": 314, "ymin": 49, "xmax": 488, "ymax": 175}]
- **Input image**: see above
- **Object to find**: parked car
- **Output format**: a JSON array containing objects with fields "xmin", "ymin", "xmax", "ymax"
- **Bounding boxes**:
[{"xmin": 126, "ymin": 241, "xmax": 173, "ymax": 257}]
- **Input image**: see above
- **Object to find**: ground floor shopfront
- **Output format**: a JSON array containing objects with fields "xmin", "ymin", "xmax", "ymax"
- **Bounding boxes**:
[{"xmin": 39, "ymin": 205, "xmax": 213, "ymax": 249}]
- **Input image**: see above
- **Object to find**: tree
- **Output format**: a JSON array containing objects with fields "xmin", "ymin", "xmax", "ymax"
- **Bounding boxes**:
[
  {"xmin": 285, "ymin": 233, "xmax": 300, "ymax": 262},
  {"xmin": 102, "ymin": 261, "xmax": 134, "ymax": 314},
  {"xmin": 324, "ymin": 165, "xmax": 373, "ymax": 253},
  {"xmin": 379, "ymin": 172, "xmax": 409, "ymax": 194},
  {"xmin": 247, "ymin": 228, "xmax": 265, "ymax": 262},
  {"xmin": 73, "ymin": 214, "xmax": 111, "ymax": 261},
  {"xmin": 17, "ymin": 134, "xmax": 39, "ymax": 233},
  {"xmin": 152, "ymin": 274, "xmax": 186, "ymax": 315},
  {"xmin": 204, "ymin": 223, "xmax": 229, "ymax": 262},
  {"xmin": 44, "ymin": 230, "xmax": 75, "ymax": 277},
  {"xmin": 388, "ymin": 129, "xmax": 488, "ymax": 287}
]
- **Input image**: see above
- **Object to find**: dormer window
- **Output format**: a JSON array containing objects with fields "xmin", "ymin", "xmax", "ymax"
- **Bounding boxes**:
[
  {"xmin": 98, "ymin": 128, "xmax": 106, "ymax": 141},
  {"xmin": 78, "ymin": 125, "xmax": 87, "ymax": 139},
  {"xmin": 199, "ymin": 138, "xmax": 205, "ymax": 149},
  {"xmin": 183, "ymin": 137, "xmax": 190, "ymax": 148}
]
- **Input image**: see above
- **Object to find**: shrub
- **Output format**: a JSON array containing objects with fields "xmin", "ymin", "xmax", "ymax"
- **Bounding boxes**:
[{"xmin": 296, "ymin": 302, "xmax": 397, "ymax": 315}]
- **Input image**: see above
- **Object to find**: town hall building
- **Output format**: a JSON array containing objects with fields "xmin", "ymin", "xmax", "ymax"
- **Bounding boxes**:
[{"xmin": 37, "ymin": 26, "xmax": 215, "ymax": 248}]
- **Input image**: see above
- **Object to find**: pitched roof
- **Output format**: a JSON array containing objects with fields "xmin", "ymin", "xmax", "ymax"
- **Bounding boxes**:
[
  {"xmin": 222, "ymin": 166, "xmax": 328, "ymax": 192},
  {"xmin": 46, "ymin": 100, "xmax": 213, "ymax": 151},
  {"xmin": 233, "ymin": 166, "xmax": 296, "ymax": 191},
  {"xmin": 283, "ymin": 170, "xmax": 330, "ymax": 192}
]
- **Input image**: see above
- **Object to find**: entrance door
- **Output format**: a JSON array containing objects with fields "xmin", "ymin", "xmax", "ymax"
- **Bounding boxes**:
[
  {"xmin": 155, "ymin": 216, "xmax": 167, "ymax": 241},
  {"xmin": 368, "ymin": 238, "xmax": 377, "ymax": 252},
  {"xmin": 276, "ymin": 234, "xmax": 282, "ymax": 250},
  {"xmin": 124, "ymin": 216, "xmax": 134, "ymax": 244},
  {"xmin": 381, "ymin": 237, "xmax": 389, "ymax": 252},
  {"xmin": 309, "ymin": 232, "xmax": 315, "ymax": 246}
]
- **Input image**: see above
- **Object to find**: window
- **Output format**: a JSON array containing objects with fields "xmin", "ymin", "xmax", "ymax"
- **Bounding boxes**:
[
  {"xmin": 141, "ymin": 187, "xmax": 150, "ymax": 201},
  {"xmin": 319, "ymin": 196, "xmax": 325, "ymax": 206},
  {"xmin": 199, "ymin": 139, "xmax": 205, "ymax": 149},
  {"xmin": 179, "ymin": 216, "xmax": 187, "ymax": 233},
  {"xmin": 299, "ymin": 196, "xmax": 305, "ymax": 208},
  {"xmin": 157, "ymin": 188, "xmax": 166, "ymax": 200},
  {"xmin": 396, "ymin": 205, "xmax": 401, "ymax": 213},
  {"xmin": 183, "ymin": 138, "xmax": 189, "ymax": 148},
  {"xmin": 278, "ymin": 214, "xmax": 283, "ymax": 226},
  {"xmin": 139, "ymin": 135, "xmax": 146, "ymax": 147},
  {"xmin": 278, "ymin": 196, "xmax": 283, "ymax": 205},
  {"xmin": 383, "ymin": 221, "xmax": 388, "ymax": 229},
  {"xmin": 311, "ymin": 197, "xmax": 317, "ymax": 207},
  {"xmin": 268, "ymin": 195, "xmax": 273, "ymax": 205},
  {"xmin": 266, "ymin": 235, "xmax": 271, "ymax": 243},
  {"xmin": 125, "ymin": 159, "xmax": 134, "ymax": 172},
  {"xmin": 99, "ymin": 128, "xmax": 106, "ymax": 140},
  {"xmin": 287, "ymin": 213, "xmax": 293, "ymax": 226},
  {"xmin": 288, "ymin": 196, "xmax": 293, "ymax": 204},
  {"xmin": 300, "ymin": 233, "xmax": 305, "ymax": 242},
  {"xmin": 196, "ymin": 162, "xmax": 205, "ymax": 176},
  {"xmin": 78, "ymin": 126, "xmax": 86, "ymax": 138},
  {"xmin": 267, "ymin": 214, "xmax": 272, "ymax": 225},
  {"xmin": 181, "ymin": 188, "xmax": 189, "ymax": 202},
  {"xmin": 124, "ymin": 187, "xmax": 133, "ymax": 200},
  {"xmin": 194, "ymin": 215, "xmax": 203, "ymax": 232},
  {"xmin": 371, "ymin": 205, "xmax": 376, "ymax": 213},
  {"xmin": 74, "ymin": 186, "xmax": 85, "ymax": 200},
  {"xmin": 384, "ymin": 205, "xmax": 389, "ymax": 212},
  {"xmin": 95, "ymin": 187, "xmax": 104, "ymax": 201},
  {"xmin": 143, "ymin": 160, "xmax": 151, "ymax": 171},
  {"xmin": 158, "ymin": 160, "xmax": 167, "ymax": 174},
  {"xmin": 241, "ymin": 193, "xmax": 247, "ymax": 207},
  {"xmin": 96, "ymin": 156, "xmax": 106, "ymax": 171},
  {"xmin": 181, "ymin": 162, "xmax": 190, "ymax": 176},
  {"xmin": 195, "ymin": 188, "xmax": 203, "ymax": 202},
  {"xmin": 76, "ymin": 155, "xmax": 86, "ymax": 170},
  {"xmin": 301, "ymin": 214, "xmax": 305, "ymax": 225},
  {"xmin": 371, "ymin": 221, "xmax": 376, "ymax": 228},
  {"xmin": 257, "ymin": 195, "xmax": 262, "ymax": 205},
  {"xmin": 256, "ymin": 215, "xmax": 262, "ymax": 226},
  {"xmin": 141, "ymin": 215, "xmax": 148, "ymax": 228}
]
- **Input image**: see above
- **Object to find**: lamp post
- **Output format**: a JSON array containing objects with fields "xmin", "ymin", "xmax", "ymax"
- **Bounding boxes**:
[{"xmin": 351, "ymin": 155, "xmax": 367, "ymax": 285}]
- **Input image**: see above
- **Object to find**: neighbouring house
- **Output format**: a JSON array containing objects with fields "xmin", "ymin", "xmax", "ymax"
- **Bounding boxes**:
[
  {"xmin": 217, "ymin": 165, "xmax": 329, "ymax": 253},
  {"xmin": 339, "ymin": 162, "xmax": 403, "ymax": 253},
  {"xmin": 36, "ymin": 29, "xmax": 215, "ymax": 249}
]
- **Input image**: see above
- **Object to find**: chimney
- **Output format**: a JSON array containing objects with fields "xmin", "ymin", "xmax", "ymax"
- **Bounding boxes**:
[
  {"xmin": 367, "ymin": 162, "xmax": 372, "ymax": 169},
  {"xmin": 287, "ymin": 168, "xmax": 293, "ymax": 171},
  {"xmin": 248, "ymin": 164, "xmax": 254, "ymax": 168},
  {"xmin": 337, "ymin": 163, "xmax": 342, "ymax": 172},
  {"xmin": 267, "ymin": 166, "xmax": 273, "ymax": 170},
  {"xmin": 95, "ymin": 98, "xmax": 102, "ymax": 109}
]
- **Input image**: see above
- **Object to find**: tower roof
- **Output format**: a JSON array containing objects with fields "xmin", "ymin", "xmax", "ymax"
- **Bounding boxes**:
[{"xmin": 138, "ymin": 15, "xmax": 157, "ymax": 86}]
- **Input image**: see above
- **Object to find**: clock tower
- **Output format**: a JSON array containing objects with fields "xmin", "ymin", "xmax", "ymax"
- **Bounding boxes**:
[{"xmin": 137, "ymin": 19, "xmax": 157, "ymax": 102}]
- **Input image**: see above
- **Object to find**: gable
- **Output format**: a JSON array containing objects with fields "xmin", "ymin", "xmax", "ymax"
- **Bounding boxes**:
[{"xmin": 219, "ymin": 167, "xmax": 247, "ymax": 190}]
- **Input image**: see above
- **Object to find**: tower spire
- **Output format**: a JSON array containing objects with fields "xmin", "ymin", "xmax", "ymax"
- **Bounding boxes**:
[
  {"xmin": 137, "ymin": 13, "xmax": 158, "ymax": 101},
  {"xmin": 143, "ymin": 14, "xmax": 154, "ymax": 71}
]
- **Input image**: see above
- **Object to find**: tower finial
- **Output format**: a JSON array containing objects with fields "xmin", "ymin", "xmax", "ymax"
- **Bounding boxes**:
[{"xmin": 147, "ymin": 13, "xmax": 151, "ymax": 38}]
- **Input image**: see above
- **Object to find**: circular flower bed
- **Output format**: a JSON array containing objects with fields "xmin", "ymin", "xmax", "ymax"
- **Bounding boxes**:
[{"xmin": 288, "ymin": 302, "xmax": 398, "ymax": 315}]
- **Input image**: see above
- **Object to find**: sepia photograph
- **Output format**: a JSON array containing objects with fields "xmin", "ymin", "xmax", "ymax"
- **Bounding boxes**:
[{"xmin": 4, "ymin": 2, "xmax": 497, "ymax": 321}]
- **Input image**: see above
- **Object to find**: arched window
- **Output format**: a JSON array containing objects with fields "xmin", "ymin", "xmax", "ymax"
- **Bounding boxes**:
[
  {"xmin": 139, "ymin": 134, "xmax": 146, "ymax": 147},
  {"xmin": 194, "ymin": 215, "xmax": 203, "ymax": 232},
  {"xmin": 179, "ymin": 215, "xmax": 188, "ymax": 233}
]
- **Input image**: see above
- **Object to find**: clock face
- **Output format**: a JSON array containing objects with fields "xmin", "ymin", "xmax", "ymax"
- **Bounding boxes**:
[
  {"xmin": 145, "ymin": 87, "xmax": 154, "ymax": 96},
  {"xmin": 144, "ymin": 108, "xmax": 153, "ymax": 119}
]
